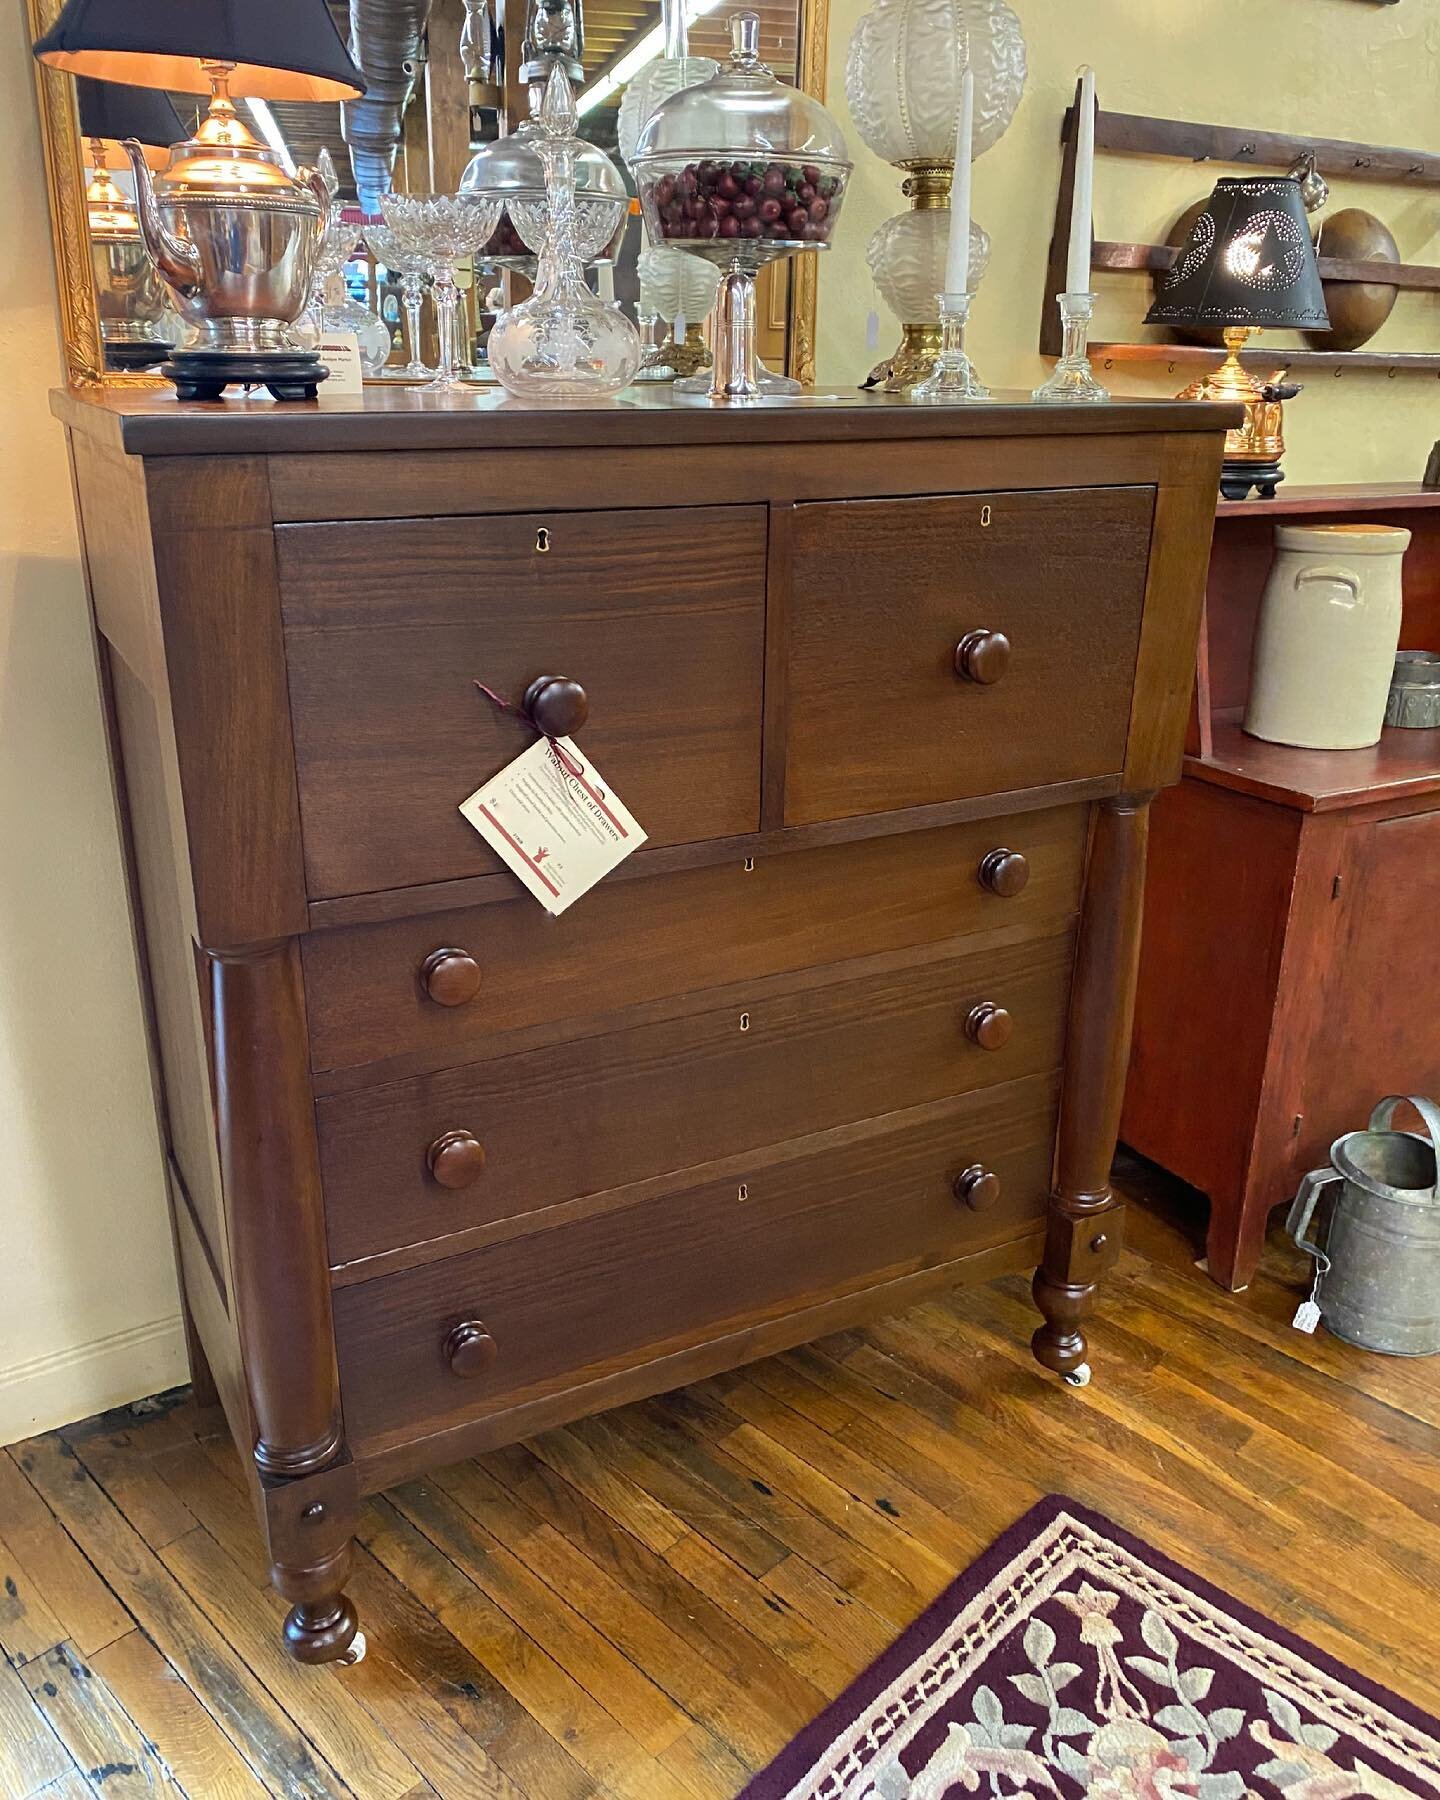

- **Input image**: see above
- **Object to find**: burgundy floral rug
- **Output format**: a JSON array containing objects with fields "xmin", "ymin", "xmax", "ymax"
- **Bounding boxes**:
[{"xmin": 739, "ymin": 1496, "xmax": 1440, "ymax": 1800}]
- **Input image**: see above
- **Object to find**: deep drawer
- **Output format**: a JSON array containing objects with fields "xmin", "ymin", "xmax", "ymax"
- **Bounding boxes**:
[
  {"xmin": 276, "ymin": 506, "xmax": 767, "ymax": 898},
  {"xmin": 318, "ymin": 929, "xmax": 1075, "ymax": 1269},
  {"xmin": 302, "ymin": 803, "xmax": 1090, "ymax": 1075},
  {"xmin": 784, "ymin": 486, "xmax": 1153, "ymax": 824},
  {"xmin": 332, "ymin": 1070, "xmax": 1059, "ymax": 1452}
]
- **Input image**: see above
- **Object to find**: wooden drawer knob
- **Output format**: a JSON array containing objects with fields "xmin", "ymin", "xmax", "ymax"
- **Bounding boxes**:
[
  {"xmin": 522, "ymin": 674, "xmax": 589, "ymax": 738},
  {"xmin": 978, "ymin": 848, "xmax": 1029, "ymax": 897},
  {"xmin": 427, "ymin": 1130, "xmax": 487, "ymax": 1189},
  {"xmin": 954, "ymin": 1165, "xmax": 1002, "ymax": 1210},
  {"xmin": 421, "ymin": 948, "xmax": 481, "ymax": 1007},
  {"xmin": 445, "ymin": 1321, "xmax": 497, "ymax": 1378},
  {"xmin": 954, "ymin": 629, "xmax": 1011, "ymax": 684},
  {"xmin": 965, "ymin": 1002, "xmax": 1013, "ymax": 1051}
]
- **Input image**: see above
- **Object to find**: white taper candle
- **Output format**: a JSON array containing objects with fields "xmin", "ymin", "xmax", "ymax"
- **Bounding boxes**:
[
  {"xmin": 944, "ymin": 66, "xmax": 974, "ymax": 294},
  {"xmin": 1067, "ymin": 66, "xmax": 1095, "ymax": 294}
]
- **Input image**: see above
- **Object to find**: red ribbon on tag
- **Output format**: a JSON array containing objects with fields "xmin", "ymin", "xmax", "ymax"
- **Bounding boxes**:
[{"xmin": 473, "ymin": 680, "xmax": 584, "ymax": 778}]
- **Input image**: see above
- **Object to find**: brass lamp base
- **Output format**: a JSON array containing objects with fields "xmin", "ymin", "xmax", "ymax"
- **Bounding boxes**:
[
  {"xmin": 1177, "ymin": 325, "xmax": 1298, "ymax": 500},
  {"xmin": 864, "ymin": 321, "xmax": 942, "ymax": 392}
]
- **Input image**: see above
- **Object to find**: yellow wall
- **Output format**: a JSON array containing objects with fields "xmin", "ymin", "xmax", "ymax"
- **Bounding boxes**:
[
  {"xmin": 0, "ymin": 7, "xmax": 185, "ymax": 1442},
  {"xmin": 818, "ymin": 0, "xmax": 1440, "ymax": 484}
]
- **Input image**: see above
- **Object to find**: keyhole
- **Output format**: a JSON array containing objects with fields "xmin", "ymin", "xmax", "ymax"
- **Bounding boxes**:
[
  {"xmin": 739, "ymin": 1011, "xmax": 750, "ymax": 1032},
  {"xmin": 743, "ymin": 856, "xmax": 755, "ymax": 873},
  {"xmin": 535, "ymin": 527, "xmax": 551, "ymax": 553},
  {"xmin": 980, "ymin": 504, "xmax": 992, "ymax": 528},
  {"xmin": 737, "ymin": 1182, "xmax": 749, "ymax": 1201}
]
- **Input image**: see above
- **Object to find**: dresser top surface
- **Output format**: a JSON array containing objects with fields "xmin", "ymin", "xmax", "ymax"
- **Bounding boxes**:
[{"xmin": 54, "ymin": 383, "xmax": 1240, "ymax": 458}]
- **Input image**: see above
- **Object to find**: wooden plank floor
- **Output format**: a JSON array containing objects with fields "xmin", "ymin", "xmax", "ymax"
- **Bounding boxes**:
[{"xmin": 3, "ymin": 1164, "xmax": 1439, "ymax": 1800}]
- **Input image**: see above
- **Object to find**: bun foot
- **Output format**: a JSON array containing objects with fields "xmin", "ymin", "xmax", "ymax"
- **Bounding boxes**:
[
  {"xmin": 1062, "ymin": 1363, "xmax": 1092, "ymax": 1388},
  {"xmin": 283, "ymin": 1593, "xmax": 360, "ymax": 1664}
]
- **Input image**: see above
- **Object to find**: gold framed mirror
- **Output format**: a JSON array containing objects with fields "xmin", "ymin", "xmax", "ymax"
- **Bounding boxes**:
[{"xmin": 26, "ymin": 0, "xmax": 830, "ymax": 390}]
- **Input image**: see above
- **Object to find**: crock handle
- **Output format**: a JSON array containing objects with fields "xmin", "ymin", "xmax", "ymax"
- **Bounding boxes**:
[{"xmin": 1293, "ymin": 565, "xmax": 1361, "ymax": 602}]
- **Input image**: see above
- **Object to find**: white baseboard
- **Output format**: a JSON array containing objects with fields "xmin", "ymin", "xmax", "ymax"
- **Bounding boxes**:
[{"xmin": 0, "ymin": 1314, "xmax": 189, "ymax": 1447}]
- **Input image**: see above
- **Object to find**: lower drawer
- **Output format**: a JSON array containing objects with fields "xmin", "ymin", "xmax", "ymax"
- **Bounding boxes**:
[
  {"xmin": 318, "ymin": 930, "xmax": 1074, "ymax": 1269},
  {"xmin": 332, "ymin": 1070, "xmax": 1059, "ymax": 1453}
]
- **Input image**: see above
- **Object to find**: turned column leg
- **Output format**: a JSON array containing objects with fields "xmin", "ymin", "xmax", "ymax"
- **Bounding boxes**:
[
  {"xmin": 1033, "ymin": 793, "xmax": 1153, "ymax": 1384},
  {"xmin": 212, "ymin": 940, "xmax": 362, "ymax": 1664}
]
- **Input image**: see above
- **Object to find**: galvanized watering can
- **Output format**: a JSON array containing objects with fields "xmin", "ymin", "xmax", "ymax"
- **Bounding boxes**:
[{"xmin": 1286, "ymin": 1094, "xmax": 1440, "ymax": 1357}]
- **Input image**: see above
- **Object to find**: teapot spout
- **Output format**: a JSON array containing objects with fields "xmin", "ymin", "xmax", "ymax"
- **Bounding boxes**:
[{"xmin": 121, "ymin": 139, "xmax": 203, "ymax": 293}]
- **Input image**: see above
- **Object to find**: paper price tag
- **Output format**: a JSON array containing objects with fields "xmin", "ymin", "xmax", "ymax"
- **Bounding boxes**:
[
  {"xmin": 317, "ymin": 331, "xmax": 365, "ymax": 395},
  {"xmin": 459, "ymin": 736, "xmax": 646, "ymax": 915},
  {"xmin": 1291, "ymin": 1299, "xmax": 1321, "ymax": 1335}
]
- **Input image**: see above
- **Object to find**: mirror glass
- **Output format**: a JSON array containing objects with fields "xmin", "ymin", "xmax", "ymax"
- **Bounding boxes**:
[{"xmin": 48, "ymin": 0, "xmax": 820, "ymax": 385}]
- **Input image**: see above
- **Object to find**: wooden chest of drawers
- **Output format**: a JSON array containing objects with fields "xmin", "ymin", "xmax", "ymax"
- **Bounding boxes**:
[{"xmin": 58, "ymin": 386, "xmax": 1230, "ymax": 1666}]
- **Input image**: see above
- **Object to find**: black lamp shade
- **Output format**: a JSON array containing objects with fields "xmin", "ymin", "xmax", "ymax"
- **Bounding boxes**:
[
  {"xmin": 1144, "ymin": 177, "xmax": 1330, "ymax": 332},
  {"xmin": 75, "ymin": 75, "xmax": 184, "ymax": 147},
  {"xmin": 34, "ymin": 0, "xmax": 365, "ymax": 102}
]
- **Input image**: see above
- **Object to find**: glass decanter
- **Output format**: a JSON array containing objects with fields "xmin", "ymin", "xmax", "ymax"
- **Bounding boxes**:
[
  {"xmin": 489, "ymin": 68, "xmax": 641, "ymax": 400},
  {"xmin": 631, "ymin": 13, "xmax": 852, "ymax": 400}
]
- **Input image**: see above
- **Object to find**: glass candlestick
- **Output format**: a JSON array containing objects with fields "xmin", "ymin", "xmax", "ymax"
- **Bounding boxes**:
[
  {"xmin": 1033, "ymin": 290, "xmax": 1110, "ymax": 403},
  {"xmin": 912, "ymin": 291, "xmax": 989, "ymax": 402}
]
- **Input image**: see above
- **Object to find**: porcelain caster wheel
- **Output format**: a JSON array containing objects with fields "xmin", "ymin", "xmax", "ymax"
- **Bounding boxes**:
[
  {"xmin": 1062, "ymin": 1364, "xmax": 1092, "ymax": 1389},
  {"xmin": 338, "ymin": 1631, "xmax": 367, "ymax": 1666}
]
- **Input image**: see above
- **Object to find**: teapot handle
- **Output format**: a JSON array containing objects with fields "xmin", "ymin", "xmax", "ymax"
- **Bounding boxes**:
[
  {"xmin": 1366, "ymin": 1094, "xmax": 1440, "ymax": 1162},
  {"xmin": 1286, "ymin": 1166, "xmax": 1341, "ymax": 1262}
]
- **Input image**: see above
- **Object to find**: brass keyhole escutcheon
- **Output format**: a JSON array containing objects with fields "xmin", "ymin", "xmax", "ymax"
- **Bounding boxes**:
[
  {"xmin": 739, "ymin": 1011, "xmax": 750, "ymax": 1032},
  {"xmin": 980, "ymin": 504, "xmax": 993, "ymax": 527},
  {"xmin": 737, "ymin": 1182, "xmax": 749, "ymax": 1201},
  {"xmin": 743, "ymin": 856, "xmax": 755, "ymax": 873},
  {"xmin": 535, "ymin": 527, "xmax": 551, "ymax": 553}
]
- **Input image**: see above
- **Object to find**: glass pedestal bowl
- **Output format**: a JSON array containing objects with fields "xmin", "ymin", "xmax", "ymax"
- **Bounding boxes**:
[
  {"xmin": 632, "ymin": 13, "xmax": 851, "ymax": 400},
  {"xmin": 461, "ymin": 121, "xmax": 628, "ymax": 275}
]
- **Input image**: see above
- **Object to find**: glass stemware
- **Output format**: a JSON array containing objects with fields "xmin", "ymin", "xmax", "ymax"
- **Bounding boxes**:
[
  {"xmin": 488, "ymin": 69, "xmax": 641, "ymax": 400},
  {"xmin": 379, "ymin": 193, "xmax": 503, "ymax": 391},
  {"xmin": 364, "ymin": 222, "xmax": 432, "ymax": 379},
  {"xmin": 302, "ymin": 201, "xmax": 391, "ymax": 371}
]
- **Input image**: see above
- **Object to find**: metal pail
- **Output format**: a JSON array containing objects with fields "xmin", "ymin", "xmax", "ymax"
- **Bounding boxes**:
[{"xmin": 1286, "ymin": 1094, "xmax": 1440, "ymax": 1356}]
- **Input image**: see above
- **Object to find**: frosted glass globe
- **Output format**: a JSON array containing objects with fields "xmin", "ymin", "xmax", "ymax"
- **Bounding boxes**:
[
  {"xmin": 844, "ymin": 0, "xmax": 1026, "ymax": 167},
  {"xmin": 618, "ymin": 56, "xmax": 720, "ymax": 168},
  {"xmin": 637, "ymin": 245, "xmax": 721, "ymax": 322},
  {"xmin": 867, "ymin": 206, "xmax": 990, "ymax": 321}
]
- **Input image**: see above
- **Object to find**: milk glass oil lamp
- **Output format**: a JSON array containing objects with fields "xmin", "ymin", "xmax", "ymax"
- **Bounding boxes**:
[
  {"xmin": 632, "ymin": 13, "xmax": 852, "ymax": 401},
  {"xmin": 35, "ymin": 0, "xmax": 366, "ymax": 399},
  {"xmin": 74, "ymin": 77, "xmax": 184, "ymax": 370}
]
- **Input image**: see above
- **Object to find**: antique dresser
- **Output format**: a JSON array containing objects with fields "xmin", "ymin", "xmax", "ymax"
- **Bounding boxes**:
[{"xmin": 57, "ymin": 386, "xmax": 1230, "ymax": 1664}]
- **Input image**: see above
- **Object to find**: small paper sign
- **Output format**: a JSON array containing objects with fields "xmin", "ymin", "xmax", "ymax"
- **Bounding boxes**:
[
  {"xmin": 459, "ymin": 736, "xmax": 646, "ymax": 915},
  {"xmin": 317, "ymin": 331, "xmax": 365, "ymax": 395},
  {"xmin": 1291, "ymin": 1299, "xmax": 1322, "ymax": 1335}
]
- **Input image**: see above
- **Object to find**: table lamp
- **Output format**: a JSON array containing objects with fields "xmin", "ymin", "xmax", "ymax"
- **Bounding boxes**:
[
  {"xmin": 1145, "ymin": 175, "xmax": 1329, "ymax": 500},
  {"xmin": 36, "ymin": 0, "xmax": 366, "ymax": 401},
  {"xmin": 75, "ymin": 77, "xmax": 185, "ymax": 370}
]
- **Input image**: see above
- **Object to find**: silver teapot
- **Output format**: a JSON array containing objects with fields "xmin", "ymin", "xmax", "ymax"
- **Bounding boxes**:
[
  {"xmin": 123, "ymin": 86, "xmax": 335, "ymax": 355},
  {"xmin": 85, "ymin": 163, "xmax": 172, "ymax": 350}
]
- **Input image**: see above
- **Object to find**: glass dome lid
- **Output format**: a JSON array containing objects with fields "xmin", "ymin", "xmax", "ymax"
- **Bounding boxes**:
[
  {"xmin": 459, "ymin": 123, "xmax": 628, "ymax": 203},
  {"xmin": 632, "ymin": 13, "xmax": 851, "ymax": 168}
]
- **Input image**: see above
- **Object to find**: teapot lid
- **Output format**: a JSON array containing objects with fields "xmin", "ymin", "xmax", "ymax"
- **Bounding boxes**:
[
  {"xmin": 158, "ymin": 94, "xmax": 307, "ymax": 197},
  {"xmin": 631, "ymin": 12, "xmax": 850, "ymax": 167}
]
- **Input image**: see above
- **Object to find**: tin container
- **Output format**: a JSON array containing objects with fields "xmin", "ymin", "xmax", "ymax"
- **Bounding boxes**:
[{"xmin": 1384, "ymin": 650, "xmax": 1440, "ymax": 729}]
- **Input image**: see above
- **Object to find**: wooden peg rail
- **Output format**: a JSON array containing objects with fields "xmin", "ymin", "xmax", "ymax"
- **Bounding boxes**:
[{"xmin": 1040, "ymin": 83, "xmax": 1440, "ymax": 371}]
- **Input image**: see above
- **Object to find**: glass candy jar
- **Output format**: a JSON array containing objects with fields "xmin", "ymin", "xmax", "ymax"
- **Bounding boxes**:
[
  {"xmin": 488, "ymin": 67, "xmax": 641, "ymax": 399},
  {"xmin": 460, "ymin": 119, "xmax": 628, "ymax": 278},
  {"xmin": 632, "ymin": 11, "xmax": 851, "ymax": 399}
]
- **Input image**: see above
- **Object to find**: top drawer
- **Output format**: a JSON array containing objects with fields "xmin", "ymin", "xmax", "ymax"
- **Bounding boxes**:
[
  {"xmin": 276, "ymin": 507, "xmax": 767, "ymax": 899},
  {"xmin": 784, "ymin": 487, "xmax": 1153, "ymax": 824}
]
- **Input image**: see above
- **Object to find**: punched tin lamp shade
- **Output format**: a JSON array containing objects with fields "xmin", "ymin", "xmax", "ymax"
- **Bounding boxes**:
[
  {"xmin": 34, "ymin": 0, "xmax": 365, "ymax": 101},
  {"xmin": 1145, "ymin": 176, "xmax": 1329, "ymax": 332}
]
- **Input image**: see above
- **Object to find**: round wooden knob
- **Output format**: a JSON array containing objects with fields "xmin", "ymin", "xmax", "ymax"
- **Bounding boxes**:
[
  {"xmin": 427, "ymin": 1130, "xmax": 486, "ymax": 1189},
  {"xmin": 965, "ymin": 1003, "xmax": 1013, "ymax": 1051},
  {"xmin": 954, "ymin": 1165, "xmax": 1002, "ymax": 1211},
  {"xmin": 421, "ymin": 948, "xmax": 481, "ymax": 1007},
  {"xmin": 522, "ymin": 674, "xmax": 589, "ymax": 738},
  {"xmin": 444, "ymin": 1321, "xmax": 497, "ymax": 1378},
  {"xmin": 954, "ymin": 629, "xmax": 1011, "ymax": 684},
  {"xmin": 978, "ymin": 848, "xmax": 1029, "ymax": 898}
]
